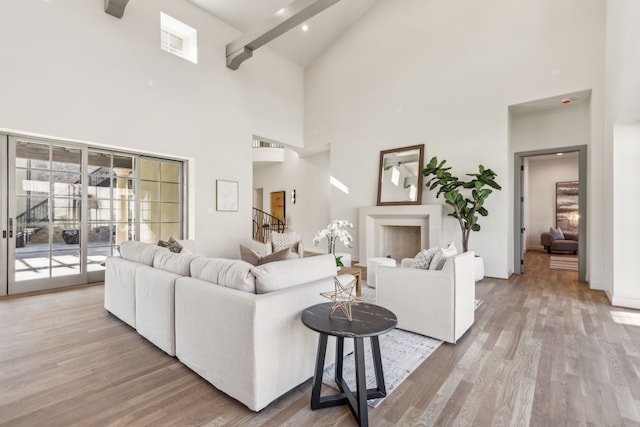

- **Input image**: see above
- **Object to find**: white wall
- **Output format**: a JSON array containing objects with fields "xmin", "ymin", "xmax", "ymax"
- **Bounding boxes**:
[
  {"xmin": 510, "ymin": 102, "xmax": 591, "ymax": 153},
  {"xmin": 305, "ymin": 0, "xmax": 606, "ymax": 279},
  {"xmin": 253, "ymin": 150, "xmax": 330, "ymax": 253},
  {"xmin": 612, "ymin": 124, "xmax": 640, "ymax": 307},
  {"xmin": 0, "ymin": 0, "xmax": 304, "ymax": 258},
  {"xmin": 606, "ymin": 0, "xmax": 640, "ymax": 308},
  {"xmin": 525, "ymin": 156, "xmax": 579, "ymax": 249}
]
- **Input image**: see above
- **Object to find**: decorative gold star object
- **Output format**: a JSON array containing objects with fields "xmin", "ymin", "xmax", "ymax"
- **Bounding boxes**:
[{"xmin": 320, "ymin": 275, "xmax": 363, "ymax": 321}]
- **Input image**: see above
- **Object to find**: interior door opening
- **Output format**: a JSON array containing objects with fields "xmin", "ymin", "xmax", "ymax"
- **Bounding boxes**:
[{"xmin": 514, "ymin": 146, "xmax": 587, "ymax": 282}]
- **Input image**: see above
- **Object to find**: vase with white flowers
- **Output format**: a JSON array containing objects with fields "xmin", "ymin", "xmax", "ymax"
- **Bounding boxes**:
[{"xmin": 313, "ymin": 219, "xmax": 354, "ymax": 267}]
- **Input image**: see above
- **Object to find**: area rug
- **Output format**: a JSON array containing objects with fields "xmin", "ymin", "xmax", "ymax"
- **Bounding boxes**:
[
  {"xmin": 322, "ymin": 328, "xmax": 442, "ymax": 407},
  {"xmin": 322, "ymin": 283, "xmax": 483, "ymax": 408},
  {"xmin": 549, "ymin": 255, "xmax": 578, "ymax": 271}
]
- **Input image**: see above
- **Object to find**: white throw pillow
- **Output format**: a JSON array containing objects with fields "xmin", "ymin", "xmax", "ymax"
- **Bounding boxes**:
[
  {"xmin": 411, "ymin": 247, "xmax": 440, "ymax": 269},
  {"xmin": 271, "ymin": 232, "xmax": 300, "ymax": 254},
  {"xmin": 429, "ymin": 242, "xmax": 458, "ymax": 270},
  {"xmin": 549, "ymin": 227, "xmax": 565, "ymax": 240}
]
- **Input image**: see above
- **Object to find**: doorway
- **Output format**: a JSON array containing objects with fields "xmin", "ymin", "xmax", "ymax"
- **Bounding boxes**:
[
  {"xmin": 270, "ymin": 191, "xmax": 285, "ymax": 224},
  {"xmin": 514, "ymin": 146, "xmax": 587, "ymax": 282}
]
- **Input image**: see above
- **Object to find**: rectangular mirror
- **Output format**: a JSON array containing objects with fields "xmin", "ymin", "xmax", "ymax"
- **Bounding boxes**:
[{"xmin": 377, "ymin": 144, "xmax": 424, "ymax": 206}]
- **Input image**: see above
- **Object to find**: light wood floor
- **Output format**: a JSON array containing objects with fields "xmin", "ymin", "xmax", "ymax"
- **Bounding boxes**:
[{"xmin": 1, "ymin": 251, "xmax": 640, "ymax": 426}]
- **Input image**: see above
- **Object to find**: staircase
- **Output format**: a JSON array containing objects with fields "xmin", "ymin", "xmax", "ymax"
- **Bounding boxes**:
[
  {"xmin": 253, "ymin": 208, "xmax": 285, "ymax": 243},
  {"xmin": 14, "ymin": 168, "xmax": 112, "ymax": 247}
]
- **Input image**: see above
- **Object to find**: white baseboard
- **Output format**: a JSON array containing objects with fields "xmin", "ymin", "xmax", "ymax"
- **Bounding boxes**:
[
  {"xmin": 484, "ymin": 268, "xmax": 510, "ymax": 280},
  {"xmin": 611, "ymin": 295, "xmax": 640, "ymax": 310}
]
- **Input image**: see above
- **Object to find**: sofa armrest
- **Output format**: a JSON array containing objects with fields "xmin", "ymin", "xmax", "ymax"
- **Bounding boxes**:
[
  {"xmin": 400, "ymin": 258, "xmax": 414, "ymax": 268},
  {"xmin": 540, "ymin": 232, "xmax": 554, "ymax": 247}
]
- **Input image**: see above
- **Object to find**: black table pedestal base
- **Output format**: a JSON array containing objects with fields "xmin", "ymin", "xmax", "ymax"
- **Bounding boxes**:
[{"xmin": 310, "ymin": 334, "xmax": 387, "ymax": 427}]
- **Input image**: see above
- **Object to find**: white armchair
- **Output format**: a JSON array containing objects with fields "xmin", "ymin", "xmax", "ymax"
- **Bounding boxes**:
[
  {"xmin": 266, "ymin": 231, "xmax": 304, "ymax": 258},
  {"xmin": 243, "ymin": 232, "xmax": 304, "ymax": 259},
  {"xmin": 376, "ymin": 251, "xmax": 475, "ymax": 343}
]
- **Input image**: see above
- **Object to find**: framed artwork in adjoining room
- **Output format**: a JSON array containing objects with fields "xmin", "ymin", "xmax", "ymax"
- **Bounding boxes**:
[
  {"xmin": 556, "ymin": 181, "xmax": 579, "ymax": 234},
  {"xmin": 216, "ymin": 180, "xmax": 238, "ymax": 211}
]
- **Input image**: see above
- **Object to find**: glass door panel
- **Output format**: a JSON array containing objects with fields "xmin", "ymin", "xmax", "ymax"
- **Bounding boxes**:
[
  {"xmin": 1, "ymin": 134, "xmax": 7, "ymax": 296},
  {"xmin": 86, "ymin": 150, "xmax": 135, "ymax": 278},
  {"xmin": 10, "ymin": 138, "xmax": 85, "ymax": 292}
]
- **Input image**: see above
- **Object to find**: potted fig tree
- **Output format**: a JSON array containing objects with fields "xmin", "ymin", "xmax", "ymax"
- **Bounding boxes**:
[{"xmin": 422, "ymin": 156, "xmax": 501, "ymax": 280}]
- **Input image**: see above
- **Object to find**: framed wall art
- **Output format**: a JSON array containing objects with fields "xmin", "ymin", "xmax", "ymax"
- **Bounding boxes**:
[
  {"xmin": 556, "ymin": 181, "xmax": 579, "ymax": 234},
  {"xmin": 216, "ymin": 179, "xmax": 238, "ymax": 211}
]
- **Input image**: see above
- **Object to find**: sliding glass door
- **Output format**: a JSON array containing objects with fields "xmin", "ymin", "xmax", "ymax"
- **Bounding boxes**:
[
  {"xmin": 1, "ymin": 134, "xmax": 185, "ymax": 295},
  {"xmin": 9, "ymin": 138, "xmax": 85, "ymax": 293}
]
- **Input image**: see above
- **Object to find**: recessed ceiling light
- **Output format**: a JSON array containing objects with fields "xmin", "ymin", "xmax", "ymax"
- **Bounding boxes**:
[{"xmin": 301, "ymin": 23, "xmax": 309, "ymax": 32}]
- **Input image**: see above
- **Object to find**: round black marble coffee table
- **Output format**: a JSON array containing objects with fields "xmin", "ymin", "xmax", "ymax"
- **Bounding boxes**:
[{"xmin": 301, "ymin": 302, "xmax": 397, "ymax": 427}]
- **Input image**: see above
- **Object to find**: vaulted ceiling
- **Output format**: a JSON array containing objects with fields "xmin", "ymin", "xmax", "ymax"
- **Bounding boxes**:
[{"xmin": 187, "ymin": 0, "xmax": 379, "ymax": 67}]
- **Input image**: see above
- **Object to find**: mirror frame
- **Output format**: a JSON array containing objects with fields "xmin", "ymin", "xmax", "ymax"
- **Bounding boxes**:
[{"xmin": 376, "ymin": 144, "xmax": 424, "ymax": 206}]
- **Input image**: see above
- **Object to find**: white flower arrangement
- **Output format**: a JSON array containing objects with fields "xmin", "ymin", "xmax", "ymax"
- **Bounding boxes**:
[{"xmin": 313, "ymin": 219, "xmax": 354, "ymax": 256}]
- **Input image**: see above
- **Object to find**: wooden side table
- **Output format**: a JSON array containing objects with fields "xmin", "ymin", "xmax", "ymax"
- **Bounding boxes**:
[
  {"xmin": 301, "ymin": 302, "xmax": 397, "ymax": 427},
  {"xmin": 338, "ymin": 266, "xmax": 362, "ymax": 296}
]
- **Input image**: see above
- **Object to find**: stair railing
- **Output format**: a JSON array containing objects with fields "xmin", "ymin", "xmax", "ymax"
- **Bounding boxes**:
[{"xmin": 252, "ymin": 207, "xmax": 285, "ymax": 243}]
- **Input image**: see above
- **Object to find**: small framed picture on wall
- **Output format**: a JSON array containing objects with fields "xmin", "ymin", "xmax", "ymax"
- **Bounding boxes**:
[{"xmin": 216, "ymin": 179, "xmax": 238, "ymax": 211}]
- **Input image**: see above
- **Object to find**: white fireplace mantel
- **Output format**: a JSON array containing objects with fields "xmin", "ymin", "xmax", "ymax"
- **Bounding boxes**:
[{"xmin": 358, "ymin": 205, "xmax": 443, "ymax": 262}]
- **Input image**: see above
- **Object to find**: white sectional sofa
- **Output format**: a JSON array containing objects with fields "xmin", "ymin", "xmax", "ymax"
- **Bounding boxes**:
[{"xmin": 104, "ymin": 241, "xmax": 346, "ymax": 411}]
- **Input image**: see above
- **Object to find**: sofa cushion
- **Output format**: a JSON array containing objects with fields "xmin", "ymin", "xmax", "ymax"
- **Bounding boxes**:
[
  {"xmin": 240, "ymin": 244, "xmax": 291, "ymax": 266},
  {"xmin": 190, "ymin": 258, "xmax": 256, "ymax": 293},
  {"xmin": 153, "ymin": 251, "xmax": 197, "ymax": 276},
  {"xmin": 411, "ymin": 246, "xmax": 440, "ymax": 269},
  {"xmin": 549, "ymin": 227, "xmax": 565, "ymax": 240},
  {"xmin": 553, "ymin": 239, "xmax": 578, "ymax": 251},
  {"xmin": 120, "ymin": 241, "xmax": 168, "ymax": 266},
  {"xmin": 429, "ymin": 242, "xmax": 458, "ymax": 270},
  {"xmin": 252, "ymin": 254, "xmax": 337, "ymax": 294}
]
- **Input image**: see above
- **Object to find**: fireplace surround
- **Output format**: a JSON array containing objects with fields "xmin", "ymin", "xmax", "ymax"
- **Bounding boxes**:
[{"xmin": 358, "ymin": 205, "xmax": 443, "ymax": 263}]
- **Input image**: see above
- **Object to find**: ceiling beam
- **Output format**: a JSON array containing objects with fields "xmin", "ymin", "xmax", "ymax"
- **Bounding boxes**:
[
  {"xmin": 226, "ymin": 0, "xmax": 340, "ymax": 70},
  {"xmin": 104, "ymin": 0, "xmax": 130, "ymax": 19}
]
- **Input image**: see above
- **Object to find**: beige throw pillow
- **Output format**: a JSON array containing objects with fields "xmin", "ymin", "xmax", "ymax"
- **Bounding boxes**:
[
  {"xmin": 239, "ymin": 244, "xmax": 291, "ymax": 266},
  {"xmin": 157, "ymin": 237, "xmax": 183, "ymax": 253}
]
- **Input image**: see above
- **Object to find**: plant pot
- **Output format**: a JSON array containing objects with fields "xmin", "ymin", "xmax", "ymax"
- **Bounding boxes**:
[
  {"xmin": 62, "ymin": 229, "xmax": 80, "ymax": 244},
  {"xmin": 474, "ymin": 255, "xmax": 484, "ymax": 282}
]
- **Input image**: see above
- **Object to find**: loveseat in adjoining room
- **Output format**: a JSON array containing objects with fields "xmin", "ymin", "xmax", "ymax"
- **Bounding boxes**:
[
  {"xmin": 104, "ymin": 241, "xmax": 348, "ymax": 412},
  {"xmin": 540, "ymin": 231, "xmax": 578, "ymax": 254}
]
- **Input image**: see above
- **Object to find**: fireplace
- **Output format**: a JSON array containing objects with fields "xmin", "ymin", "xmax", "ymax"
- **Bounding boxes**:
[
  {"xmin": 358, "ymin": 205, "xmax": 443, "ymax": 263},
  {"xmin": 381, "ymin": 225, "xmax": 421, "ymax": 261}
]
